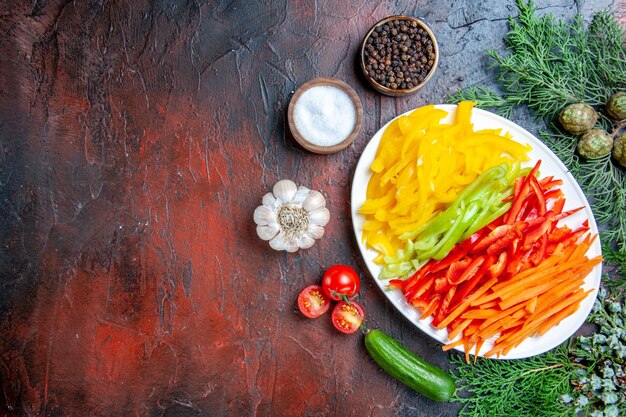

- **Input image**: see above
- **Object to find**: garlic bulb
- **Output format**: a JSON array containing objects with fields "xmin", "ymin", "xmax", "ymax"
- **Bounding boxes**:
[{"xmin": 254, "ymin": 179, "xmax": 330, "ymax": 252}]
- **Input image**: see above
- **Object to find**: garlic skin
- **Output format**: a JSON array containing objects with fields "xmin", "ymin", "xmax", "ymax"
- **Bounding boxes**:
[{"xmin": 254, "ymin": 179, "xmax": 330, "ymax": 252}]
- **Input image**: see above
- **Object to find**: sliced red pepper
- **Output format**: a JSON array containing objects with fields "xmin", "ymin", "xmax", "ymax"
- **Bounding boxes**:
[
  {"xmin": 513, "ymin": 195, "xmax": 534, "ymax": 223},
  {"xmin": 529, "ymin": 234, "xmax": 548, "ymax": 266},
  {"xmin": 407, "ymin": 274, "xmax": 435, "ymax": 302},
  {"xmin": 508, "ymin": 242, "xmax": 534, "ymax": 276},
  {"xmin": 414, "ymin": 294, "xmax": 439, "ymax": 319},
  {"xmin": 528, "ymin": 159, "xmax": 542, "ymax": 180},
  {"xmin": 528, "ymin": 207, "xmax": 582, "ymax": 231},
  {"xmin": 539, "ymin": 175, "xmax": 554, "ymax": 187},
  {"xmin": 549, "ymin": 225, "xmax": 572, "ymax": 243},
  {"xmin": 543, "ymin": 177, "xmax": 563, "ymax": 187},
  {"xmin": 448, "ymin": 258, "xmax": 493, "ymax": 313},
  {"xmin": 507, "ymin": 256, "xmax": 522, "ymax": 276},
  {"xmin": 434, "ymin": 275, "xmax": 452, "ymax": 293},
  {"xmin": 529, "ymin": 175, "xmax": 547, "ymax": 216},
  {"xmin": 510, "ymin": 237, "xmax": 520, "ymax": 255},
  {"xmin": 401, "ymin": 260, "xmax": 435, "ymax": 298},
  {"xmin": 388, "ymin": 279, "xmax": 406, "ymax": 291},
  {"xmin": 559, "ymin": 226, "xmax": 590, "ymax": 247},
  {"xmin": 466, "ymin": 230, "xmax": 487, "ymax": 246},
  {"xmin": 522, "ymin": 218, "xmax": 552, "ymax": 251},
  {"xmin": 486, "ymin": 221, "xmax": 527, "ymax": 255},
  {"xmin": 431, "ymin": 239, "xmax": 473, "ymax": 273},
  {"xmin": 543, "ymin": 188, "xmax": 564, "ymax": 203},
  {"xmin": 524, "ymin": 205, "xmax": 540, "ymax": 221},
  {"xmin": 441, "ymin": 286, "xmax": 457, "ymax": 316},
  {"xmin": 445, "ymin": 258, "xmax": 472, "ymax": 285},
  {"xmin": 506, "ymin": 238, "xmax": 523, "ymax": 275},
  {"xmin": 449, "ymin": 255, "xmax": 486, "ymax": 285},
  {"xmin": 471, "ymin": 224, "xmax": 514, "ymax": 253},
  {"xmin": 525, "ymin": 212, "xmax": 554, "ymax": 229},
  {"xmin": 506, "ymin": 194, "xmax": 525, "ymax": 225},
  {"xmin": 408, "ymin": 259, "xmax": 435, "ymax": 281},
  {"xmin": 488, "ymin": 251, "xmax": 508, "ymax": 278},
  {"xmin": 506, "ymin": 160, "xmax": 542, "ymax": 224},
  {"xmin": 433, "ymin": 286, "xmax": 457, "ymax": 327},
  {"xmin": 549, "ymin": 196, "xmax": 566, "ymax": 214},
  {"xmin": 513, "ymin": 175, "xmax": 525, "ymax": 197},
  {"xmin": 410, "ymin": 297, "xmax": 429, "ymax": 311}
]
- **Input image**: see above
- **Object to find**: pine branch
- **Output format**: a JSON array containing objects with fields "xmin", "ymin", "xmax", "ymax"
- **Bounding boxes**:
[{"xmin": 452, "ymin": 345, "xmax": 578, "ymax": 417}]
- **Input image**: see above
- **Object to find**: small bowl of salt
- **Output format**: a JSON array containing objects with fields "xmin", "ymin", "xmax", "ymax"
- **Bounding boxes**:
[{"xmin": 288, "ymin": 77, "xmax": 363, "ymax": 154}]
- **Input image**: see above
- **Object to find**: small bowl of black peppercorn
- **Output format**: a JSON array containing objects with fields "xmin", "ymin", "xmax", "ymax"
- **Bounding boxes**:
[{"xmin": 360, "ymin": 15, "xmax": 439, "ymax": 96}]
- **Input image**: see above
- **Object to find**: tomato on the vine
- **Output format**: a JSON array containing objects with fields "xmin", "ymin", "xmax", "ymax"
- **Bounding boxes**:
[
  {"xmin": 297, "ymin": 285, "xmax": 331, "ymax": 318},
  {"xmin": 321, "ymin": 265, "xmax": 360, "ymax": 301},
  {"xmin": 331, "ymin": 301, "xmax": 365, "ymax": 334}
]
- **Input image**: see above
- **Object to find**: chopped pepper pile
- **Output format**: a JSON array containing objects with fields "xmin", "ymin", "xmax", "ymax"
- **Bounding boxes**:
[
  {"xmin": 360, "ymin": 101, "xmax": 532, "ymax": 263},
  {"xmin": 388, "ymin": 161, "xmax": 601, "ymax": 360},
  {"xmin": 380, "ymin": 162, "xmax": 528, "ymax": 279}
]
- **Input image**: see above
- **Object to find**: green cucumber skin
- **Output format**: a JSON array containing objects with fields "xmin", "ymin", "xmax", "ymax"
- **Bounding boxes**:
[{"xmin": 364, "ymin": 329, "xmax": 456, "ymax": 402}]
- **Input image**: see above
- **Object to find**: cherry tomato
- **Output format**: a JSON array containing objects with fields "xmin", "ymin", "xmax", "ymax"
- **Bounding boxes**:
[
  {"xmin": 297, "ymin": 285, "xmax": 331, "ymax": 318},
  {"xmin": 321, "ymin": 265, "xmax": 360, "ymax": 301},
  {"xmin": 331, "ymin": 301, "xmax": 365, "ymax": 334}
]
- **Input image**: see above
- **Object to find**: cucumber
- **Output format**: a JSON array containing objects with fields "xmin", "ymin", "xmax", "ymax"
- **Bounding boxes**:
[{"xmin": 364, "ymin": 329, "xmax": 456, "ymax": 402}]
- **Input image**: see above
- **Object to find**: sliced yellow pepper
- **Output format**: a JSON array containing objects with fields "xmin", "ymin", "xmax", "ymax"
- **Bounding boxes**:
[{"xmin": 366, "ymin": 232, "xmax": 395, "ymax": 257}]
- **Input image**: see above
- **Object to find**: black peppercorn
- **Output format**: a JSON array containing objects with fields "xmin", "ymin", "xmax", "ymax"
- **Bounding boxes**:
[{"xmin": 363, "ymin": 18, "xmax": 436, "ymax": 91}]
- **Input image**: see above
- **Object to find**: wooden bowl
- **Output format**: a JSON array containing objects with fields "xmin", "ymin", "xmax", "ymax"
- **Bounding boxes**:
[
  {"xmin": 360, "ymin": 16, "xmax": 439, "ymax": 96},
  {"xmin": 287, "ymin": 77, "xmax": 363, "ymax": 154}
]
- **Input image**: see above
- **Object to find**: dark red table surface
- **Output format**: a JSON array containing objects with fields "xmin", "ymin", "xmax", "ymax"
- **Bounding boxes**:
[{"xmin": 1, "ymin": 1, "xmax": 624, "ymax": 416}]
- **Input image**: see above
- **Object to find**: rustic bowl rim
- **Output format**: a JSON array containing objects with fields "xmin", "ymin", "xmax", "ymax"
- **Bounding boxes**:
[
  {"xmin": 360, "ymin": 15, "xmax": 439, "ymax": 96},
  {"xmin": 287, "ymin": 77, "xmax": 363, "ymax": 154}
]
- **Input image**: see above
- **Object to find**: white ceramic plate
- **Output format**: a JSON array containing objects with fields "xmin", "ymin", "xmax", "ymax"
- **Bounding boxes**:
[{"xmin": 351, "ymin": 104, "xmax": 602, "ymax": 359}]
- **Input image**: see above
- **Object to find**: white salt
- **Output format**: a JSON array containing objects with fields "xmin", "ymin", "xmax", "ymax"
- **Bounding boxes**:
[{"xmin": 293, "ymin": 85, "xmax": 356, "ymax": 147}]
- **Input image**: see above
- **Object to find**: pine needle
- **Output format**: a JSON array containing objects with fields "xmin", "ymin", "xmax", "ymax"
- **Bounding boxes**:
[{"xmin": 452, "ymin": 345, "xmax": 578, "ymax": 417}]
